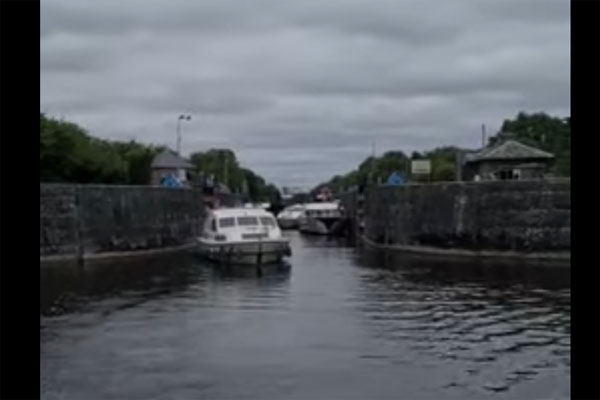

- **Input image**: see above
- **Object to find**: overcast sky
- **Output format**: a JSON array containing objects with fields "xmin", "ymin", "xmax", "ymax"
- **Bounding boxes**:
[{"xmin": 41, "ymin": 0, "xmax": 569, "ymax": 188}]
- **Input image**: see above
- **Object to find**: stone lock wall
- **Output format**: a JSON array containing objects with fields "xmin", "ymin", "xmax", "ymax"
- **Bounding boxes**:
[
  {"xmin": 40, "ymin": 185, "xmax": 79, "ymax": 256},
  {"xmin": 40, "ymin": 184, "xmax": 206, "ymax": 258},
  {"xmin": 362, "ymin": 179, "xmax": 570, "ymax": 252}
]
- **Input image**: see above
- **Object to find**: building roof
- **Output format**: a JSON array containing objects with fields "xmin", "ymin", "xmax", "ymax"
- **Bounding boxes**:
[
  {"xmin": 465, "ymin": 139, "xmax": 554, "ymax": 163},
  {"xmin": 151, "ymin": 149, "xmax": 194, "ymax": 169}
]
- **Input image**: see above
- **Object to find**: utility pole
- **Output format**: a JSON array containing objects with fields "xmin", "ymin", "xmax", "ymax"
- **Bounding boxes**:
[
  {"xmin": 176, "ymin": 114, "xmax": 191, "ymax": 155},
  {"xmin": 481, "ymin": 124, "xmax": 486, "ymax": 148}
]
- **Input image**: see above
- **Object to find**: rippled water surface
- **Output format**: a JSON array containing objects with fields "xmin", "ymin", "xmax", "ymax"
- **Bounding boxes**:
[{"xmin": 41, "ymin": 232, "xmax": 570, "ymax": 399}]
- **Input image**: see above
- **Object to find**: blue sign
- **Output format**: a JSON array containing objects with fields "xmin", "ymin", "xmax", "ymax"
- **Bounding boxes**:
[
  {"xmin": 386, "ymin": 172, "xmax": 404, "ymax": 186},
  {"xmin": 160, "ymin": 175, "xmax": 181, "ymax": 188}
]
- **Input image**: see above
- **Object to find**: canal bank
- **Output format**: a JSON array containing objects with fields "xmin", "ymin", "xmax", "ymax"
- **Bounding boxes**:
[
  {"xmin": 341, "ymin": 179, "xmax": 570, "ymax": 263},
  {"xmin": 40, "ymin": 184, "xmax": 247, "ymax": 264},
  {"xmin": 41, "ymin": 180, "xmax": 570, "ymax": 266}
]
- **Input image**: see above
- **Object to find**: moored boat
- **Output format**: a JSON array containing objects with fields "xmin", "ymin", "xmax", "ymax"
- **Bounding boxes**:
[
  {"xmin": 277, "ymin": 204, "xmax": 306, "ymax": 229},
  {"xmin": 196, "ymin": 207, "xmax": 291, "ymax": 265},
  {"xmin": 299, "ymin": 201, "xmax": 344, "ymax": 235}
]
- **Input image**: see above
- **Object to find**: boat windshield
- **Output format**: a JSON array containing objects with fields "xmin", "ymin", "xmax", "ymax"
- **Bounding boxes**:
[
  {"xmin": 260, "ymin": 216, "xmax": 276, "ymax": 227},
  {"xmin": 219, "ymin": 217, "xmax": 236, "ymax": 228},
  {"xmin": 307, "ymin": 209, "xmax": 338, "ymax": 217},
  {"xmin": 237, "ymin": 216, "xmax": 259, "ymax": 226}
]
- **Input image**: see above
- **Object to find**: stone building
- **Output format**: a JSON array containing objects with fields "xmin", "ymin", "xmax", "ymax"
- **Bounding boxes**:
[
  {"xmin": 150, "ymin": 149, "xmax": 194, "ymax": 186},
  {"xmin": 460, "ymin": 139, "xmax": 554, "ymax": 181}
]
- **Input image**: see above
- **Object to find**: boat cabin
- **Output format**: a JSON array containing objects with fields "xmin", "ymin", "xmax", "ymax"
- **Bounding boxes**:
[
  {"xmin": 202, "ymin": 208, "xmax": 281, "ymax": 243},
  {"xmin": 303, "ymin": 202, "xmax": 342, "ymax": 219}
]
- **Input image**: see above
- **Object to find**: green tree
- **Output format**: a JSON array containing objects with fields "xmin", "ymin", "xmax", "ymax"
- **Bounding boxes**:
[
  {"xmin": 40, "ymin": 114, "xmax": 128, "ymax": 183},
  {"xmin": 190, "ymin": 150, "xmax": 279, "ymax": 202},
  {"xmin": 314, "ymin": 111, "xmax": 570, "ymax": 193},
  {"xmin": 112, "ymin": 141, "xmax": 164, "ymax": 185},
  {"xmin": 489, "ymin": 112, "xmax": 570, "ymax": 176}
]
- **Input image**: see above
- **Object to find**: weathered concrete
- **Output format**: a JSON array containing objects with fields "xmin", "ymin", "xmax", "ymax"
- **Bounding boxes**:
[
  {"xmin": 41, "ymin": 184, "xmax": 207, "ymax": 261},
  {"xmin": 341, "ymin": 179, "xmax": 570, "ymax": 257}
]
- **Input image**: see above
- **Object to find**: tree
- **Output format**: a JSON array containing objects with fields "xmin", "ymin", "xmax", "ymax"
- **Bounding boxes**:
[
  {"xmin": 189, "ymin": 150, "xmax": 279, "ymax": 202},
  {"xmin": 40, "ymin": 114, "xmax": 128, "ymax": 183},
  {"xmin": 489, "ymin": 112, "xmax": 570, "ymax": 176},
  {"xmin": 39, "ymin": 114, "xmax": 279, "ymax": 193},
  {"xmin": 424, "ymin": 146, "xmax": 460, "ymax": 182},
  {"xmin": 313, "ymin": 111, "xmax": 570, "ymax": 193}
]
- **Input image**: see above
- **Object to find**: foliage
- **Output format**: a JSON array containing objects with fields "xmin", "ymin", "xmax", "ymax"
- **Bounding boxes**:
[
  {"xmin": 40, "ymin": 114, "xmax": 279, "ymax": 200},
  {"xmin": 189, "ymin": 149, "xmax": 280, "ymax": 202},
  {"xmin": 40, "ymin": 113, "xmax": 130, "ymax": 183},
  {"xmin": 489, "ymin": 112, "xmax": 570, "ymax": 176},
  {"xmin": 314, "ymin": 147, "xmax": 459, "ymax": 194},
  {"xmin": 315, "ymin": 111, "xmax": 570, "ymax": 193}
]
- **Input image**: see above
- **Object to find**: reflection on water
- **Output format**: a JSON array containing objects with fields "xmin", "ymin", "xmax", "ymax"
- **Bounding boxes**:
[
  {"xmin": 41, "ymin": 232, "xmax": 569, "ymax": 400},
  {"xmin": 353, "ymin": 249, "xmax": 570, "ymax": 396}
]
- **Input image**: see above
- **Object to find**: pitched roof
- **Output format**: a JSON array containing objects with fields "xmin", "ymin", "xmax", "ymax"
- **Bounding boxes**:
[
  {"xmin": 465, "ymin": 139, "xmax": 554, "ymax": 163},
  {"xmin": 151, "ymin": 149, "xmax": 194, "ymax": 169}
]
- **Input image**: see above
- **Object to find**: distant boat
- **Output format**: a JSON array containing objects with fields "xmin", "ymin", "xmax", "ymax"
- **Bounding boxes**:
[
  {"xmin": 244, "ymin": 202, "xmax": 270, "ymax": 210},
  {"xmin": 277, "ymin": 204, "xmax": 306, "ymax": 229},
  {"xmin": 196, "ymin": 207, "xmax": 291, "ymax": 265},
  {"xmin": 299, "ymin": 201, "xmax": 344, "ymax": 235}
]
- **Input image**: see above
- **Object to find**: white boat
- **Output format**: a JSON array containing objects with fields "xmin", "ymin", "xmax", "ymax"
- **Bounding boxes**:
[
  {"xmin": 243, "ymin": 202, "xmax": 270, "ymax": 210},
  {"xmin": 277, "ymin": 204, "xmax": 306, "ymax": 229},
  {"xmin": 196, "ymin": 207, "xmax": 291, "ymax": 265},
  {"xmin": 299, "ymin": 201, "xmax": 344, "ymax": 235}
]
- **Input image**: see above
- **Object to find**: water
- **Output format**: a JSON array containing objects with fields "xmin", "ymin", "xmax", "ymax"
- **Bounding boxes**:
[{"xmin": 41, "ymin": 231, "xmax": 570, "ymax": 399}]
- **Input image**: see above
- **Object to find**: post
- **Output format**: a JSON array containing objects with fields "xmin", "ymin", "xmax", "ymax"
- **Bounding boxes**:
[
  {"xmin": 176, "ymin": 118, "xmax": 182, "ymax": 155},
  {"xmin": 176, "ymin": 114, "xmax": 191, "ymax": 155},
  {"xmin": 481, "ymin": 124, "xmax": 486, "ymax": 148},
  {"xmin": 74, "ymin": 186, "xmax": 85, "ymax": 268},
  {"xmin": 455, "ymin": 151, "xmax": 463, "ymax": 182}
]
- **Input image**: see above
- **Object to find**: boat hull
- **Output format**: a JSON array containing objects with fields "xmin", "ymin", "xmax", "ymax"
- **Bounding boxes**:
[
  {"xmin": 299, "ymin": 217, "xmax": 341, "ymax": 235},
  {"xmin": 196, "ymin": 239, "xmax": 291, "ymax": 265},
  {"xmin": 278, "ymin": 218, "xmax": 300, "ymax": 230}
]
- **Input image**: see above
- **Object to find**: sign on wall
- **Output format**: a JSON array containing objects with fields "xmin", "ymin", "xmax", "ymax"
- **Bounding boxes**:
[
  {"xmin": 411, "ymin": 159, "xmax": 432, "ymax": 175},
  {"xmin": 386, "ymin": 172, "xmax": 405, "ymax": 186}
]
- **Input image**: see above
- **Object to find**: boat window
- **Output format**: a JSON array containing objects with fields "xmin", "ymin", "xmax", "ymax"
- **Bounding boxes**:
[
  {"xmin": 219, "ymin": 217, "xmax": 236, "ymax": 228},
  {"xmin": 260, "ymin": 216, "xmax": 276, "ymax": 227},
  {"xmin": 237, "ymin": 216, "xmax": 259, "ymax": 226},
  {"xmin": 210, "ymin": 219, "xmax": 217, "ymax": 232}
]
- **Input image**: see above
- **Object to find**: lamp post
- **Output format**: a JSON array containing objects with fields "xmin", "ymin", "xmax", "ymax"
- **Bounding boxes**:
[{"xmin": 176, "ymin": 114, "xmax": 191, "ymax": 155}]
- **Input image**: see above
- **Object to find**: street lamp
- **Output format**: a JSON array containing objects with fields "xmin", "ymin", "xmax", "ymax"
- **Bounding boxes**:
[{"xmin": 176, "ymin": 114, "xmax": 192, "ymax": 155}]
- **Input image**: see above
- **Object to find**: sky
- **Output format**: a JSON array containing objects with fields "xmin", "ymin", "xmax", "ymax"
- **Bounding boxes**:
[{"xmin": 40, "ymin": 0, "xmax": 570, "ymax": 189}]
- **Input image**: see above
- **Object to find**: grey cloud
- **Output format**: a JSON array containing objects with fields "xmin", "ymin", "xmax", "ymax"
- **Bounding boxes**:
[
  {"xmin": 41, "ymin": 0, "xmax": 569, "ymax": 187},
  {"xmin": 472, "ymin": 0, "xmax": 569, "ymax": 23},
  {"xmin": 41, "ymin": 0, "xmax": 283, "ymax": 38}
]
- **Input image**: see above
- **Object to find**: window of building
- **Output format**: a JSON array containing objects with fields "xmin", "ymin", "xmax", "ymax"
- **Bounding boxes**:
[{"xmin": 493, "ymin": 169, "xmax": 522, "ymax": 180}]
